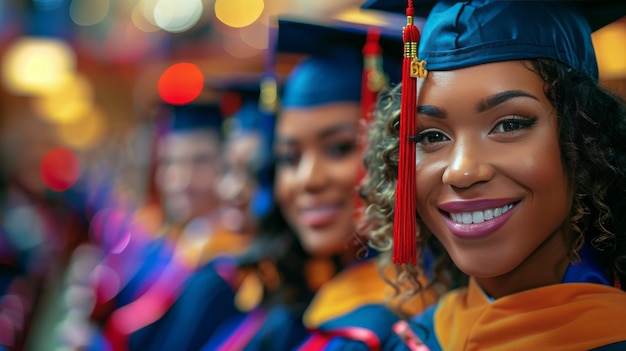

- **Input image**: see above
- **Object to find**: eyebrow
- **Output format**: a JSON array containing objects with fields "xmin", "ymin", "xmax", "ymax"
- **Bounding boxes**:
[
  {"xmin": 417, "ymin": 90, "xmax": 540, "ymax": 118},
  {"xmin": 476, "ymin": 90, "xmax": 539, "ymax": 113}
]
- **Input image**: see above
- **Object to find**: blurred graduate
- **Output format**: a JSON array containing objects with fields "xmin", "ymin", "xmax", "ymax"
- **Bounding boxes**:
[{"xmin": 202, "ymin": 7, "xmax": 438, "ymax": 350}]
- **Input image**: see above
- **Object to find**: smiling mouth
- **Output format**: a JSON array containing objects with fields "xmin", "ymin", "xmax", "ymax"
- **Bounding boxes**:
[{"xmin": 447, "ymin": 202, "xmax": 518, "ymax": 224}]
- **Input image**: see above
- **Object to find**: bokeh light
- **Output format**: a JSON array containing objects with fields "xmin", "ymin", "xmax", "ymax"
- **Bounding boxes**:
[
  {"xmin": 153, "ymin": 0, "xmax": 203, "ymax": 33},
  {"xmin": 158, "ymin": 62, "xmax": 204, "ymax": 105},
  {"xmin": 33, "ymin": 74, "xmax": 94, "ymax": 125},
  {"xmin": 55, "ymin": 107, "xmax": 108, "ymax": 150},
  {"xmin": 131, "ymin": 1, "xmax": 160, "ymax": 32},
  {"xmin": 40, "ymin": 147, "xmax": 81, "ymax": 191},
  {"xmin": 2, "ymin": 37, "xmax": 76, "ymax": 96},
  {"xmin": 70, "ymin": 0, "xmax": 110, "ymax": 26},
  {"xmin": 3, "ymin": 206, "xmax": 45, "ymax": 250},
  {"xmin": 593, "ymin": 21, "xmax": 626, "ymax": 80},
  {"xmin": 215, "ymin": 0, "xmax": 264, "ymax": 29}
]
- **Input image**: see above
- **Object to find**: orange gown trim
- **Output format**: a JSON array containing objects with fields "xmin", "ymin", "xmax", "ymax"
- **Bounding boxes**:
[
  {"xmin": 304, "ymin": 259, "xmax": 436, "ymax": 328},
  {"xmin": 435, "ymin": 279, "xmax": 626, "ymax": 350}
]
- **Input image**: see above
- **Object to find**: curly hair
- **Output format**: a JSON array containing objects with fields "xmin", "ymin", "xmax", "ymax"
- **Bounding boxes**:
[{"xmin": 359, "ymin": 58, "xmax": 626, "ymax": 308}]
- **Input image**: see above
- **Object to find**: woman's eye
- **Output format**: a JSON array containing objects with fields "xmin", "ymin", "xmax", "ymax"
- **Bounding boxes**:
[
  {"xmin": 415, "ymin": 130, "xmax": 448, "ymax": 145},
  {"xmin": 275, "ymin": 152, "xmax": 299, "ymax": 167},
  {"xmin": 491, "ymin": 117, "xmax": 537, "ymax": 134},
  {"xmin": 326, "ymin": 141, "xmax": 357, "ymax": 158}
]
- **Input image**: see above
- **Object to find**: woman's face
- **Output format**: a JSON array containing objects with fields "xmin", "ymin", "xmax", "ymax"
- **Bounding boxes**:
[
  {"xmin": 156, "ymin": 130, "xmax": 222, "ymax": 224},
  {"xmin": 217, "ymin": 132, "xmax": 262, "ymax": 233},
  {"xmin": 415, "ymin": 61, "xmax": 573, "ymax": 286},
  {"xmin": 275, "ymin": 102, "xmax": 361, "ymax": 257}
]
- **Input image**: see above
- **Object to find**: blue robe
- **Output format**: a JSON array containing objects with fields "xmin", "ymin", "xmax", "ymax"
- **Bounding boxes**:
[{"xmin": 309, "ymin": 245, "xmax": 626, "ymax": 351}]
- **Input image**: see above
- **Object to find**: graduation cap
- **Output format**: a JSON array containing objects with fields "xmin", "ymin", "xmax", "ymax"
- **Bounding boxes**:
[
  {"xmin": 359, "ymin": 0, "xmax": 626, "ymax": 265},
  {"xmin": 362, "ymin": 0, "xmax": 626, "ymax": 80},
  {"xmin": 275, "ymin": 11, "xmax": 406, "ymax": 111},
  {"xmin": 160, "ymin": 102, "xmax": 225, "ymax": 136}
]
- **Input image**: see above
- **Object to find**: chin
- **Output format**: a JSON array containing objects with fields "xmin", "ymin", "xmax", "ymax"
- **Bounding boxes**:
[
  {"xmin": 299, "ymin": 229, "xmax": 352, "ymax": 258},
  {"xmin": 454, "ymin": 257, "xmax": 515, "ymax": 279}
]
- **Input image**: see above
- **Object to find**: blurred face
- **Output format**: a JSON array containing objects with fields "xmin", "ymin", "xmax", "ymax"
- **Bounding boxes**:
[
  {"xmin": 275, "ymin": 102, "xmax": 361, "ymax": 257},
  {"xmin": 156, "ymin": 130, "xmax": 222, "ymax": 224},
  {"xmin": 415, "ymin": 61, "xmax": 572, "ymax": 294},
  {"xmin": 217, "ymin": 132, "xmax": 262, "ymax": 233}
]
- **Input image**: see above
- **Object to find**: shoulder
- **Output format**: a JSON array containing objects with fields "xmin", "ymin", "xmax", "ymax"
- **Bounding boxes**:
[{"xmin": 296, "ymin": 304, "xmax": 403, "ymax": 351}]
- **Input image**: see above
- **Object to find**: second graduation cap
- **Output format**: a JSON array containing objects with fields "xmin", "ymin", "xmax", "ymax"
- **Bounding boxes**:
[{"xmin": 274, "ymin": 10, "xmax": 408, "ymax": 111}]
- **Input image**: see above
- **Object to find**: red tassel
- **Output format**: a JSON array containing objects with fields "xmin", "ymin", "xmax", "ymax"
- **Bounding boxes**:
[
  {"xmin": 355, "ymin": 28, "xmax": 387, "ymax": 227},
  {"xmin": 393, "ymin": 0, "xmax": 426, "ymax": 265},
  {"xmin": 361, "ymin": 28, "xmax": 384, "ymax": 123}
]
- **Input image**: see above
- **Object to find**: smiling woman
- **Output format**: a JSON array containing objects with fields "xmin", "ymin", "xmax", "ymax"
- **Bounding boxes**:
[{"xmin": 321, "ymin": 0, "xmax": 626, "ymax": 350}]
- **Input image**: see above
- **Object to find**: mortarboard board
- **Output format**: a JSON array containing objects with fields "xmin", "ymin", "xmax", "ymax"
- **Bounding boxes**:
[
  {"xmin": 359, "ymin": 0, "xmax": 626, "ymax": 264},
  {"xmin": 275, "ymin": 10, "xmax": 407, "ymax": 109},
  {"xmin": 362, "ymin": 0, "xmax": 626, "ymax": 81}
]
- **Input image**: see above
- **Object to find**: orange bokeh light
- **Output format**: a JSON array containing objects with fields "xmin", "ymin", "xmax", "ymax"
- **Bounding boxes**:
[{"xmin": 157, "ymin": 62, "xmax": 204, "ymax": 105}]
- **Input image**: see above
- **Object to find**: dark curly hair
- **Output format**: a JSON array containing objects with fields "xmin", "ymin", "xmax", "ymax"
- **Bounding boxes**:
[{"xmin": 360, "ymin": 58, "xmax": 626, "ymax": 308}]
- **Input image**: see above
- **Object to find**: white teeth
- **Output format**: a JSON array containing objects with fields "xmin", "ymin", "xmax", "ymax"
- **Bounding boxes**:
[
  {"xmin": 472, "ymin": 211, "xmax": 484, "ymax": 224},
  {"xmin": 484, "ymin": 209, "xmax": 493, "ymax": 220},
  {"xmin": 449, "ymin": 204, "xmax": 513, "ymax": 224}
]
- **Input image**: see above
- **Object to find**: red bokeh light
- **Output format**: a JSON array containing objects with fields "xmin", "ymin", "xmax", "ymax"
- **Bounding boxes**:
[
  {"xmin": 157, "ymin": 62, "xmax": 204, "ymax": 105},
  {"xmin": 40, "ymin": 147, "xmax": 80, "ymax": 192}
]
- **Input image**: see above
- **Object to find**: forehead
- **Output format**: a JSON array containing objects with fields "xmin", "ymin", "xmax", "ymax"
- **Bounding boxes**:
[
  {"xmin": 158, "ymin": 130, "xmax": 221, "ymax": 154},
  {"xmin": 277, "ymin": 102, "xmax": 361, "ymax": 138},
  {"xmin": 419, "ymin": 61, "xmax": 547, "ymax": 103}
]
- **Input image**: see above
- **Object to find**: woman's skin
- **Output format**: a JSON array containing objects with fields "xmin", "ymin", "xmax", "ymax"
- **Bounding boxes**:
[
  {"xmin": 218, "ymin": 132, "xmax": 262, "ymax": 234},
  {"xmin": 414, "ymin": 61, "xmax": 573, "ymax": 299},
  {"xmin": 156, "ymin": 130, "xmax": 223, "ymax": 224},
  {"xmin": 274, "ymin": 102, "xmax": 361, "ymax": 261}
]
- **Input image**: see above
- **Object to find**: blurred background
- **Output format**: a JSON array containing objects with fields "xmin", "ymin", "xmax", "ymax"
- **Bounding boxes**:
[
  {"xmin": 0, "ymin": 0, "xmax": 624, "ymax": 203},
  {"xmin": 0, "ymin": 0, "xmax": 372, "ymax": 206}
]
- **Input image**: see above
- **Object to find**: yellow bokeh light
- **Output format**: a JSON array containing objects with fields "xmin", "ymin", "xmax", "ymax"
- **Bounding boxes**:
[
  {"xmin": 55, "ymin": 107, "xmax": 107, "ymax": 150},
  {"xmin": 33, "ymin": 75, "xmax": 94, "ymax": 125},
  {"xmin": 215, "ymin": 0, "xmax": 264, "ymax": 29},
  {"xmin": 2, "ymin": 37, "xmax": 76, "ymax": 96},
  {"xmin": 593, "ymin": 20, "xmax": 626, "ymax": 80}
]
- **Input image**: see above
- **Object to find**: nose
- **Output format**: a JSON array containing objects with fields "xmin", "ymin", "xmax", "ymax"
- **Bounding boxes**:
[
  {"xmin": 441, "ymin": 140, "xmax": 494, "ymax": 189},
  {"xmin": 296, "ymin": 153, "xmax": 326, "ymax": 192},
  {"xmin": 164, "ymin": 162, "xmax": 192, "ymax": 193},
  {"xmin": 218, "ymin": 171, "xmax": 248, "ymax": 205}
]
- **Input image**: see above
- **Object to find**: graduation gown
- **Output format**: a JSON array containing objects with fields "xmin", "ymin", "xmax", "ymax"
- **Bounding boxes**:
[
  {"xmin": 306, "ymin": 245, "xmax": 626, "ymax": 351},
  {"xmin": 295, "ymin": 259, "xmax": 436, "ymax": 351}
]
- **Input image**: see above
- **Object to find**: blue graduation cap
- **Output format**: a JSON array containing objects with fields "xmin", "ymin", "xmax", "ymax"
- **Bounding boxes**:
[
  {"xmin": 275, "ymin": 11, "xmax": 407, "ymax": 110},
  {"xmin": 361, "ymin": 0, "xmax": 626, "ymax": 81},
  {"xmin": 159, "ymin": 102, "xmax": 225, "ymax": 137}
]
